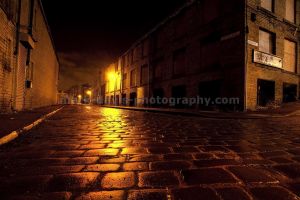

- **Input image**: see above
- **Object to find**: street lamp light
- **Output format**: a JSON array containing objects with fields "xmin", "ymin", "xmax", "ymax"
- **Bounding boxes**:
[
  {"xmin": 108, "ymin": 72, "xmax": 119, "ymax": 105},
  {"xmin": 77, "ymin": 95, "xmax": 82, "ymax": 104},
  {"xmin": 86, "ymin": 90, "xmax": 92, "ymax": 104}
]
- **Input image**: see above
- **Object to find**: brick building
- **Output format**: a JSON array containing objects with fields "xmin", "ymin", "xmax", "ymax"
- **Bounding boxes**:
[
  {"xmin": 0, "ymin": 0, "xmax": 59, "ymax": 113},
  {"xmin": 99, "ymin": 0, "xmax": 300, "ymax": 111}
]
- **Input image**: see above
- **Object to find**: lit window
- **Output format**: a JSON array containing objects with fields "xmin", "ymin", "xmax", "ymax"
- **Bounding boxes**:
[
  {"xmin": 285, "ymin": 0, "xmax": 295, "ymax": 23},
  {"xmin": 259, "ymin": 29, "xmax": 275, "ymax": 54},
  {"xmin": 261, "ymin": 0, "xmax": 273, "ymax": 12},
  {"xmin": 284, "ymin": 39, "xmax": 296, "ymax": 73}
]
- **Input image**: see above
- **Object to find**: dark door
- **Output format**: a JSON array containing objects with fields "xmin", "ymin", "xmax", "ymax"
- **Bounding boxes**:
[
  {"xmin": 257, "ymin": 79, "xmax": 275, "ymax": 106},
  {"xmin": 198, "ymin": 80, "xmax": 221, "ymax": 109},
  {"xmin": 115, "ymin": 95, "xmax": 120, "ymax": 106},
  {"xmin": 121, "ymin": 94, "xmax": 127, "ymax": 106},
  {"xmin": 152, "ymin": 88, "xmax": 164, "ymax": 107},
  {"xmin": 129, "ymin": 92, "xmax": 137, "ymax": 106},
  {"xmin": 172, "ymin": 85, "xmax": 186, "ymax": 108}
]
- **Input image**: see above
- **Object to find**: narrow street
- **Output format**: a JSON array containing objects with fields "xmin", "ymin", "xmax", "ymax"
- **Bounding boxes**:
[{"xmin": 0, "ymin": 105, "xmax": 300, "ymax": 200}]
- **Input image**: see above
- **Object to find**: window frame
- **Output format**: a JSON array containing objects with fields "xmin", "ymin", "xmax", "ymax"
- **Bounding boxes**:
[
  {"xmin": 259, "ymin": 28, "xmax": 276, "ymax": 55},
  {"xmin": 130, "ymin": 69, "xmax": 136, "ymax": 87},
  {"xmin": 285, "ymin": 0, "xmax": 296, "ymax": 23},
  {"xmin": 283, "ymin": 38, "xmax": 297, "ymax": 73},
  {"xmin": 140, "ymin": 64, "xmax": 149, "ymax": 86},
  {"xmin": 172, "ymin": 47, "xmax": 186, "ymax": 77},
  {"xmin": 260, "ymin": 0, "xmax": 274, "ymax": 12}
]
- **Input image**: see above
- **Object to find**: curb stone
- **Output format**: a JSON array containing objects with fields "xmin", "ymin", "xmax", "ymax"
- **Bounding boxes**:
[
  {"xmin": 0, "ymin": 106, "xmax": 64, "ymax": 146},
  {"xmin": 101, "ymin": 105, "xmax": 300, "ymax": 119}
]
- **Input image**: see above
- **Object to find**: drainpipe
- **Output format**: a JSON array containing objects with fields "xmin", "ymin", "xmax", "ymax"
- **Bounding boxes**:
[
  {"xmin": 14, "ymin": 0, "xmax": 21, "ymax": 56},
  {"xmin": 12, "ymin": 0, "xmax": 22, "ymax": 111},
  {"xmin": 26, "ymin": 0, "xmax": 35, "ymax": 65},
  {"xmin": 244, "ymin": 0, "xmax": 248, "ymax": 112}
]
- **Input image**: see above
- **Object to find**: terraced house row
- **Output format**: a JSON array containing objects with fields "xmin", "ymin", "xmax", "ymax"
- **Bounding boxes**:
[
  {"xmin": 0, "ymin": 0, "xmax": 59, "ymax": 113},
  {"xmin": 96, "ymin": 0, "xmax": 300, "ymax": 111}
]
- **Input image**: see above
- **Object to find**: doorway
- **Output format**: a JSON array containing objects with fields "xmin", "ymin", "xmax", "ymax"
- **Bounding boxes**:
[
  {"xmin": 129, "ymin": 92, "xmax": 137, "ymax": 106},
  {"xmin": 171, "ymin": 85, "xmax": 187, "ymax": 108},
  {"xmin": 257, "ymin": 79, "xmax": 275, "ymax": 106}
]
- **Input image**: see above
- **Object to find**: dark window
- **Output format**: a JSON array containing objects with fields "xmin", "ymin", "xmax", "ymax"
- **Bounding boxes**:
[
  {"xmin": 140, "ymin": 64, "xmax": 149, "ymax": 85},
  {"xmin": 283, "ymin": 83, "xmax": 297, "ymax": 103},
  {"xmin": 153, "ymin": 58, "xmax": 164, "ymax": 80},
  {"xmin": 173, "ymin": 48, "xmax": 186, "ymax": 77}
]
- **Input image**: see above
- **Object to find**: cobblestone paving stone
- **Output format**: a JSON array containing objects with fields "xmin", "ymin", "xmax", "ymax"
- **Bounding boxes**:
[{"xmin": 0, "ymin": 105, "xmax": 300, "ymax": 199}]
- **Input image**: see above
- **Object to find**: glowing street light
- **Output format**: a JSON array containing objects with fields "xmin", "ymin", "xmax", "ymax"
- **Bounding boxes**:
[
  {"xmin": 107, "ymin": 71, "xmax": 120, "ymax": 105},
  {"xmin": 77, "ymin": 94, "xmax": 82, "ymax": 104},
  {"xmin": 86, "ymin": 90, "xmax": 92, "ymax": 104},
  {"xmin": 86, "ymin": 90, "xmax": 92, "ymax": 96},
  {"xmin": 108, "ymin": 72, "xmax": 117, "ymax": 81}
]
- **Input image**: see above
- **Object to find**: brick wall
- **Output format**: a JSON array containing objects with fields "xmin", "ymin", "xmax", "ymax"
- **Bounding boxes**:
[
  {"xmin": 246, "ymin": 0, "xmax": 300, "ymax": 110},
  {"xmin": 102, "ymin": 0, "xmax": 246, "ymax": 110},
  {"xmin": 0, "ymin": 6, "xmax": 16, "ymax": 112},
  {"xmin": 26, "ymin": 0, "xmax": 59, "ymax": 109},
  {"xmin": 0, "ymin": 0, "xmax": 59, "ymax": 112}
]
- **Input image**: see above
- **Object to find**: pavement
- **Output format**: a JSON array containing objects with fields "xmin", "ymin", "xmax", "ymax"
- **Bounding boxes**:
[
  {"xmin": 0, "ymin": 105, "xmax": 63, "ymax": 138},
  {"xmin": 0, "ymin": 105, "xmax": 300, "ymax": 200}
]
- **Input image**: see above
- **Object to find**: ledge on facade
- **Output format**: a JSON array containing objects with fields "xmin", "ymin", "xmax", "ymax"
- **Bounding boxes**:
[
  {"xmin": 282, "ymin": 19, "xmax": 299, "ymax": 29},
  {"xmin": 256, "ymin": 6, "xmax": 277, "ymax": 19},
  {"xmin": 19, "ymin": 32, "xmax": 35, "ymax": 49}
]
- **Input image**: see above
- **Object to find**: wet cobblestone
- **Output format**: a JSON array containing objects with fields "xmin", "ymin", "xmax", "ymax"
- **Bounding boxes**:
[{"xmin": 0, "ymin": 105, "xmax": 300, "ymax": 199}]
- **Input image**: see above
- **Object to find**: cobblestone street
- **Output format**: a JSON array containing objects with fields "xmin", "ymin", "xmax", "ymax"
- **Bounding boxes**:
[{"xmin": 1, "ymin": 105, "xmax": 300, "ymax": 200}]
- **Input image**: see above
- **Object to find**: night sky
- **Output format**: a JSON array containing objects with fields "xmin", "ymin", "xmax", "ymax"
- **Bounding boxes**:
[{"xmin": 42, "ymin": 0, "xmax": 187, "ymax": 91}]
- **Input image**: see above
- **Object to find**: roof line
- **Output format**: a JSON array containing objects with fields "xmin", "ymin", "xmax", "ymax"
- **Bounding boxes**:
[
  {"xmin": 37, "ymin": 0, "xmax": 60, "ymax": 65},
  {"xmin": 119, "ymin": 0, "xmax": 196, "ymax": 58}
]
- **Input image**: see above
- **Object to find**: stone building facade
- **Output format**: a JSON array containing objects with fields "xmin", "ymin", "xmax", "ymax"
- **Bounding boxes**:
[
  {"xmin": 0, "ymin": 0, "xmax": 59, "ymax": 113},
  {"xmin": 99, "ymin": 0, "xmax": 300, "ymax": 111}
]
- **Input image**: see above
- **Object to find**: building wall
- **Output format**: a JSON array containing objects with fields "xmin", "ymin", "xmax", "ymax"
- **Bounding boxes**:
[
  {"xmin": 0, "ymin": 0, "xmax": 59, "ymax": 112},
  {"xmin": 100, "ymin": 0, "xmax": 300, "ymax": 111},
  {"xmin": 102, "ymin": 0, "xmax": 246, "ymax": 110},
  {"xmin": 25, "ymin": 0, "xmax": 59, "ymax": 109},
  {"xmin": 0, "ymin": 1, "xmax": 17, "ymax": 112},
  {"xmin": 246, "ymin": 0, "xmax": 300, "ymax": 110}
]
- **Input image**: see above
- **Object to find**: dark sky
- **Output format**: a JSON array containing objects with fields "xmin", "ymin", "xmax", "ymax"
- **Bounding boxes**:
[{"xmin": 41, "ymin": 0, "xmax": 187, "ymax": 91}]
